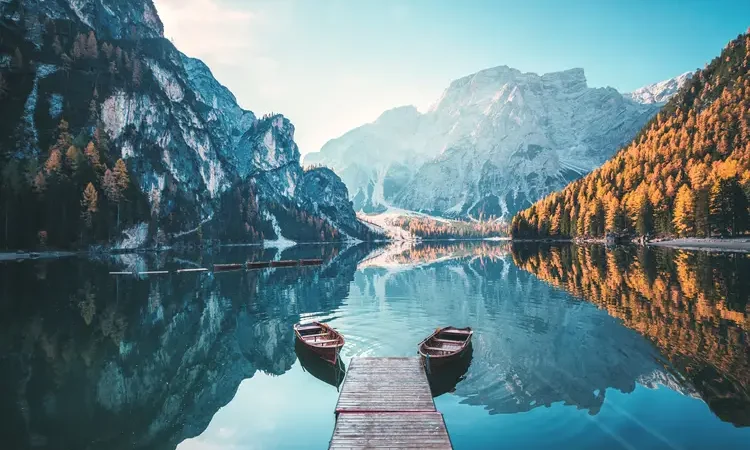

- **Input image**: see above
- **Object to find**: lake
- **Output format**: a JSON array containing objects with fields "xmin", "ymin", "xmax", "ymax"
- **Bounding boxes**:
[{"xmin": 1, "ymin": 242, "xmax": 748, "ymax": 449}]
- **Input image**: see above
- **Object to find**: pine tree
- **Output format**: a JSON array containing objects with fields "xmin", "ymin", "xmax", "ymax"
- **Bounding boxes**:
[
  {"xmin": 84, "ymin": 142, "xmax": 103, "ymax": 174},
  {"xmin": 709, "ymin": 178, "xmax": 731, "ymax": 236},
  {"xmin": 0, "ymin": 73, "xmax": 7, "ymax": 99},
  {"xmin": 81, "ymin": 183, "xmax": 98, "ymax": 228},
  {"xmin": 53, "ymin": 119, "xmax": 73, "ymax": 152},
  {"xmin": 94, "ymin": 126, "xmax": 110, "ymax": 157},
  {"xmin": 132, "ymin": 59, "xmax": 143, "ymax": 87},
  {"xmin": 12, "ymin": 47, "xmax": 23, "ymax": 70},
  {"xmin": 44, "ymin": 149, "xmax": 64, "ymax": 177},
  {"xmin": 673, "ymin": 184, "xmax": 696, "ymax": 236},
  {"xmin": 52, "ymin": 36, "xmax": 63, "ymax": 55},
  {"xmin": 72, "ymin": 35, "xmax": 85, "ymax": 60},
  {"xmin": 113, "ymin": 159, "xmax": 130, "ymax": 193},
  {"xmin": 694, "ymin": 189, "xmax": 711, "ymax": 237},
  {"xmin": 33, "ymin": 171, "xmax": 47, "ymax": 195},
  {"xmin": 85, "ymin": 31, "xmax": 98, "ymax": 59},
  {"xmin": 1, "ymin": 159, "xmax": 23, "ymax": 248},
  {"xmin": 636, "ymin": 195, "xmax": 654, "ymax": 237},
  {"xmin": 65, "ymin": 146, "xmax": 84, "ymax": 177}
]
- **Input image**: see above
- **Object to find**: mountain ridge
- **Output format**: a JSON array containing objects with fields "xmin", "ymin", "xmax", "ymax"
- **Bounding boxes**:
[{"xmin": 306, "ymin": 66, "xmax": 670, "ymax": 219}]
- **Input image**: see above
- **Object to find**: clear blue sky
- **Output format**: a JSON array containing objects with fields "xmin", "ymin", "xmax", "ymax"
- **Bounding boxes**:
[{"xmin": 154, "ymin": 0, "xmax": 750, "ymax": 154}]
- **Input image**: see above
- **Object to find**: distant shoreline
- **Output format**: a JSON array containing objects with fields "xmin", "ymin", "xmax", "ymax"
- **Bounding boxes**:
[
  {"xmin": 0, "ymin": 251, "xmax": 77, "ymax": 261},
  {"xmin": 648, "ymin": 238, "xmax": 750, "ymax": 253}
]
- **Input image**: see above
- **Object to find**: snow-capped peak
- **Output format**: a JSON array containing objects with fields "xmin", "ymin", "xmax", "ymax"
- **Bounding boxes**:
[{"xmin": 626, "ymin": 72, "xmax": 692, "ymax": 105}]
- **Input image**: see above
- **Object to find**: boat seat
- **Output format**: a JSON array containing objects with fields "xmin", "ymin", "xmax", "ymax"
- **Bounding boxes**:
[
  {"xmin": 306, "ymin": 339, "xmax": 339, "ymax": 344},
  {"xmin": 433, "ymin": 338, "xmax": 462, "ymax": 344},
  {"xmin": 296, "ymin": 325, "xmax": 321, "ymax": 331},
  {"xmin": 424, "ymin": 345, "xmax": 456, "ymax": 352},
  {"xmin": 441, "ymin": 329, "xmax": 471, "ymax": 334},
  {"xmin": 301, "ymin": 333, "xmax": 329, "ymax": 338}
]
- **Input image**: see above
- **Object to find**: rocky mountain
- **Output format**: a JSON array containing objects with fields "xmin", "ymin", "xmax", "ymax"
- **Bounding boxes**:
[
  {"xmin": 626, "ymin": 71, "xmax": 692, "ymax": 104},
  {"xmin": 0, "ymin": 0, "xmax": 376, "ymax": 250},
  {"xmin": 306, "ymin": 67, "xmax": 673, "ymax": 219}
]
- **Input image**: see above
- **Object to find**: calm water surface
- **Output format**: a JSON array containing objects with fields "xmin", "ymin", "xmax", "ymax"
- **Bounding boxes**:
[{"xmin": 1, "ymin": 242, "xmax": 749, "ymax": 449}]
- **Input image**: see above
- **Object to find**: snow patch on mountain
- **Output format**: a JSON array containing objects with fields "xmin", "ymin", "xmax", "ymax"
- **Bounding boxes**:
[
  {"xmin": 262, "ymin": 210, "xmax": 297, "ymax": 251},
  {"xmin": 627, "ymin": 72, "xmax": 692, "ymax": 105}
]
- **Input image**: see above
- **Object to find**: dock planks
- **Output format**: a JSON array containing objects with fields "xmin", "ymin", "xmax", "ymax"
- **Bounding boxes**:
[{"xmin": 330, "ymin": 357, "xmax": 452, "ymax": 449}]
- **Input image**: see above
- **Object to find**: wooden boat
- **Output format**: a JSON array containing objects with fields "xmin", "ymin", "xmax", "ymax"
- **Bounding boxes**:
[
  {"xmin": 294, "ymin": 321, "xmax": 345, "ymax": 365},
  {"xmin": 299, "ymin": 258, "xmax": 323, "ymax": 266},
  {"xmin": 213, "ymin": 263, "xmax": 244, "ymax": 272},
  {"xmin": 418, "ymin": 326, "xmax": 473, "ymax": 367},
  {"xmin": 271, "ymin": 260, "xmax": 299, "ymax": 268},
  {"xmin": 295, "ymin": 340, "xmax": 346, "ymax": 389},
  {"xmin": 246, "ymin": 261, "xmax": 272, "ymax": 270}
]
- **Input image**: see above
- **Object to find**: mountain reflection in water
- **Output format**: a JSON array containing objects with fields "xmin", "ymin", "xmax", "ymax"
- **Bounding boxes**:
[{"xmin": 0, "ymin": 241, "xmax": 748, "ymax": 449}]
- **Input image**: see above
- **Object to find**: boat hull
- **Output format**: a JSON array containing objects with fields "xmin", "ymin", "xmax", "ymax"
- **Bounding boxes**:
[
  {"xmin": 293, "ymin": 321, "xmax": 345, "ymax": 365},
  {"xmin": 418, "ymin": 326, "xmax": 474, "ymax": 368}
]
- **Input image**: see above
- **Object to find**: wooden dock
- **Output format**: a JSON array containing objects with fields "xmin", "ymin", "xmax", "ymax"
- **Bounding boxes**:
[{"xmin": 329, "ymin": 357, "xmax": 452, "ymax": 449}]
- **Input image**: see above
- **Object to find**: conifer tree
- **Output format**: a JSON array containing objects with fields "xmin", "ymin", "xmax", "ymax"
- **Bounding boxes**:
[
  {"xmin": 52, "ymin": 36, "xmax": 63, "ymax": 55},
  {"xmin": 636, "ymin": 196, "xmax": 654, "ymax": 237},
  {"xmin": 1, "ymin": 159, "xmax": 23, "ymax": 248},
  {"xmin": 0, "ymin": 73, "xmax": 7, "ymax": 99},
  {"xmin": 65, "ymin": 145, "xmax": 84, "ymax": 178},
  {"xmin": 12, "ymin": 47, "xmax": 23, "ymax": 70},
  {"xmin": 81, "ymin": 182, "xmax": 98, "ymax": 228},
  {"xmin": 84, "ymin": 142, "xmax": 103, "ymax": 175},
  {"xmin": 85, "ymin": 31, "xmax": 98, "ymax": 59},
  {"xmin": 673, "ymin": 185, "xmax": 696, "ymax": 236}
]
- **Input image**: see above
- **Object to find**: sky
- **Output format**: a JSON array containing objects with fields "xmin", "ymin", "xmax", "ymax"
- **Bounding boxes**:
[{"xmin": 153, "ymin": 0, "xmax": 750, "ymax": 155}]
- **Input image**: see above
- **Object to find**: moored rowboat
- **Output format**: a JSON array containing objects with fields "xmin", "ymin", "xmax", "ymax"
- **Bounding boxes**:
[
  {"xmin": 418, "ymin": 326, "xmax": 473, "ymax": 367},
  {"xmin": 213, "ymin": 263, "xmax": 244, "ymax": 272},
  {"xmin": 293, "ymin": 321, "xmax": 345, "ymax": 365}
]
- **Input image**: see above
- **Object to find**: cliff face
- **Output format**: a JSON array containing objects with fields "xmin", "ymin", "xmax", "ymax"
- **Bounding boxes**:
[{"xmin": 0, "ymin": 0, "xmax": 375, "ymax": 250}]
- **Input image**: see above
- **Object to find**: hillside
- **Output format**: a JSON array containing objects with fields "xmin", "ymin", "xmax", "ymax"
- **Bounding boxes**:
[
  {"xmin": 0, "ymin": 0, "xmax": 378, "ymax": 251},
  {"xmin": 512, "ymin": 31, "xmax": 750, "ymax": 239}
]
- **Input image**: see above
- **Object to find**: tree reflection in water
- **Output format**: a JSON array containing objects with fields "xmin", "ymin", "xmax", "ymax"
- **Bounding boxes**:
[{"xmin": 511, "ymin": 243, "xmax": 750, "ymax": 426}]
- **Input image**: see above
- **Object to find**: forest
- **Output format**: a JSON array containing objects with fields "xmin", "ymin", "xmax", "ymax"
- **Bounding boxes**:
[
  {"xmin": 387, "ymin": 216, "xmax": 507, "ymax": 240},
  {"xmin": 512, "ymin": 31, "xmax": 750, "ymax": 240}
]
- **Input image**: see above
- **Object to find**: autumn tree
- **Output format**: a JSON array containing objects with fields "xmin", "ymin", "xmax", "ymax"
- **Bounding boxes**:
[
  {"xmin": 52, "ymin": 119, "xmax": 73, "ymax": 153},
  {"xmin": 84, "ymin": 141, "xmax": 103, "ymax": 175},
  {"xmin": 65, "ymin": 146, "xmax": 85, "ymax": 178},
  {"xmin": 85, "ymin": 31, "xmax": 98, "ymax": 58},
  {"xmin": 710, "ymin": 176, "xmax": 749, "ymax": 236},
  {"xmin": 673, "ymin": 185, "xmax": 696, "ymax": 236},
  {"xmin": 104, "ymin": 159, "xmax": 130, "ymax": 229},
  {"xmin": 81, "ymin": 183, "xmax": 99, "ymax": 228}
]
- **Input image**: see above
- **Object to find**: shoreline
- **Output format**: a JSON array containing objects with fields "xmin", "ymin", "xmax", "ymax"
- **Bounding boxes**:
[
  {"xmin": 648, "ymin": 238, "xmax": 750, "ymax": 253},
  {"xmin": 0, "ymin": 251, "xmax": 78, "ymax": 261}
]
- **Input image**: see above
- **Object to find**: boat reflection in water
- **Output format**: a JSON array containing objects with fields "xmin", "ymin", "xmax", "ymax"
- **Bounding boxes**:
[
  {"xmin": 295, "ymin": 340, "xmax": 346, "ymax": 390},
  {"xmin": 425, "ymin": 346, "xmax": 474, "ymax": 398}
]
